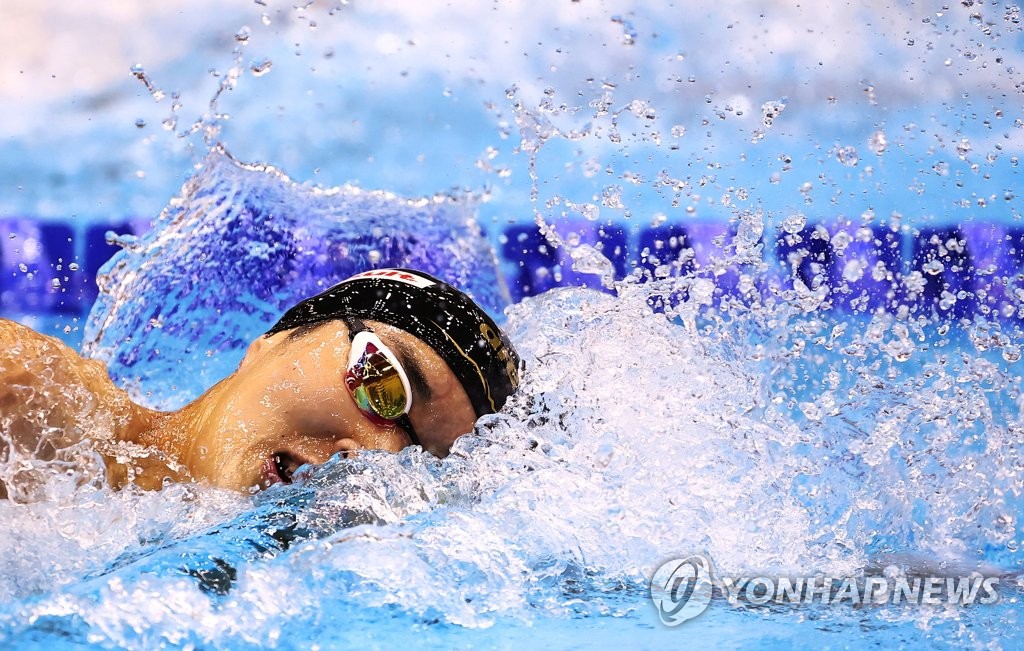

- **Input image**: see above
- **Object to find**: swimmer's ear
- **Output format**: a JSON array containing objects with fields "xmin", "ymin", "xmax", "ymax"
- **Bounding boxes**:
[{"xmin": 238, "ymin": 332, "xmax": 287, "ymax": 370}]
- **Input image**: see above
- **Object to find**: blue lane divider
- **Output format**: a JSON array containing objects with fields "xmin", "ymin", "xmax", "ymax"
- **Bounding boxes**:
[
  {"xmin": 774, "ymin": 225, "xmax": 834, "ymax": 292},
  {"xmin": 499, "ymin": 219, "xmax": 1022, "ymax": 320},
  {"xmin": 0, "ymin": 219, "xmax": 76, "ymax": 314},
  {"xmin": 2, "ymin": 218, "xmax": 1024, "ymax": 320},
  {"xmin": 0, "ymin": 219, "xmax": 150, "ymax": 316},
  {"xmin": 826, "ymin": 224, "xmax": 903, "ymax": 314},
  {"xmin": 501, "ymin": 224, "xmax": 560, "ymax": 299},
  {"xmin": 637, "ymin": 221, "xmax": 749, "ymax": 311},
  {"xmin": 912, "ymin": 227, "xmax": 976, "ymax": 320},
  {"xmin": 955, "ymin": 223, "xmax": 1024, "ymax": 320},
  {"xmin": 637, "ymin": 222, "xmax": 696, "ymax": 312},
  {"xmin": 501, "ymin": 221, "xmax": 628, "ymax": 301}
]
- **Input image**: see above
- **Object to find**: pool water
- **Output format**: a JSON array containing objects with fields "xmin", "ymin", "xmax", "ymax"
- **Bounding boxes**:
[{"xmin": 1, "ymin": 2, "xmax": 1023, "ymax": 649}]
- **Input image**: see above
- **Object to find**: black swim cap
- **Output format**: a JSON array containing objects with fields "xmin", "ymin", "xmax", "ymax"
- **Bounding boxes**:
[{"xmin": 267, "ymin": 268, "xmax": 521, "ymax": 417}]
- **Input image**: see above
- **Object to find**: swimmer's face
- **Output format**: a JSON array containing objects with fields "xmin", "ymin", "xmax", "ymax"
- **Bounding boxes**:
[{"xmin": 183, "ymin": 319, "xmax": 477, "ymax": 492}]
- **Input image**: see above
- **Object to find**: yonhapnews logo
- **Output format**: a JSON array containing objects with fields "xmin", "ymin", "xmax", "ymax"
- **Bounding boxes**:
[
  {"xmin": 649, "ymin": 554, "xmax": 715, "ymax": 626},
  {"xmin": 649, "ymin": 554, "xmax": 1000, "ymax": 627}
]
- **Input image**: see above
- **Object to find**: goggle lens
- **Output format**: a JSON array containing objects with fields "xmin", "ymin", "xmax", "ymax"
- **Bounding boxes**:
[{"xmin": 346, "ymin": 331, "xmax": 412, "ymax": 422}]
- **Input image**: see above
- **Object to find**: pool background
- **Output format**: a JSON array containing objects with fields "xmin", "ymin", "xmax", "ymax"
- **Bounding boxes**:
[
  {"xmin": 4, "ymin": 0, "xmax": 1024, "ymax": 341},
  {"xmin": 1, "ymin": 1, "xmax": 1024, "ymax": 649}
]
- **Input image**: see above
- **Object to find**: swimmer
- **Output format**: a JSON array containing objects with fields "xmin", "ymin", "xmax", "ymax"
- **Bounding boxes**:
[{"xmin": 0, "ymin": 268, "xmax": 520, "ymax": 498}]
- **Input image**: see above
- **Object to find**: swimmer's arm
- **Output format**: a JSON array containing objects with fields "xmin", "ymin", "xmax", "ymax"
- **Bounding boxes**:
[
  {"xmin": 0, "ymin": 320, "xmax": 181, "ymax": 496},
  {"xmin": 0, "ymin": 320, "xmax": 84, "ymax": 498},
  {"xmin": 0, "ymin": 319, "xmax": 87, "ymax": 441},
  {"xmin": 0, "ymin": 319, "xmax": 127, "ymax": 452},
  {"xmin": 0, "ymin": 318, "xmax": 119, "ymax": 397}
]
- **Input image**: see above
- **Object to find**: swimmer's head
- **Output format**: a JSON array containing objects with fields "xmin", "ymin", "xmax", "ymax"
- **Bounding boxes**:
[
  {"xmin": 267, "ymin": 268, "xmax": 521, "ymax": 419},
  {"xmin": 182, "ymin": 268, "xmax": 521, "ymax": 491},
  {"xmin": 266, "ymin": 268, "xmax": 520, "ymax": 417}
]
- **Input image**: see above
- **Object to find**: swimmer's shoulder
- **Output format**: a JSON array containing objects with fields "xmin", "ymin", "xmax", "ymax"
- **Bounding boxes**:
[
  {"xmin": 0, "ymin": 318, "xmax": 65, "ymax": 354},
  {"xmin": 0, "ymin": 318, "xmax": 80, "ymax": 370},
  {"xmin": 0, "ymin": 318, "xmax": 113, "ymax": 395},
  {"xmin": 0, "ymin": 320, "xmax": 143, "ymax": 500},
  {"xmin": 0, "ymin": 317, "xmax": 33, "ymax": 341}
]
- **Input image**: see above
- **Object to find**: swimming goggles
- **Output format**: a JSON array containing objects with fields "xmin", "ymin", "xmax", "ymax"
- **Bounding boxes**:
[{"xmin": 344, "ymin": 319, "xmax": 421, "ymax": 447}]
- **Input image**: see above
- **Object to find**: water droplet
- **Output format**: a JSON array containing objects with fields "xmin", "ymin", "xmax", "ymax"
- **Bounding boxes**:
[
  {"xmin": 956, "ymin": 138, "xmax": 972, "ymax": 160},
  {"xmin": 68, "ymin": 262, "xmax": 80, "ymax": 271},
  {"xmin": 842, "ymin": 260, "xmax": 865, "ymax": 282},
  {"xmin": 782, "ymin": 213, "xmax": 806, "ymax": 234},
  {"xmin": 868, "ymin": 130, "xmax": 888, "ymax": 155},
  {"xmin": 610, "ymin": 15, "xmax": 637, "ymax": 45},
  {"xmin": 135, "ymin": 119, "xmax": 146, "ymax": 128},
  {"xmin": 569, "ymin": 244, "xmax": 615, "ymax": 288},
  {"xmin": 250, "ymin": 58, "xmax": 273, "ymax": 77},
  {"xmin": 577, "ymin": 203, "xmax": 600, "ymax": 221},
  {"xmin": 594, "ymin": 443, "xmax": 614, "ymax": 468},
  {"xmin": 761, "ymin": 98, "xmax": 787, "ymax": 128},
  {"xmin": 799, "ymin": 401, "xmax": 822, "ymax": 421},
  {"xmin": 235, "ymin": 26, "xmax": 252, "ymax": 43},
  {"xmin": 130, "ymin": 63, "xmax": 163, "ymax": 101},
  {"xmin": 831, "ymin": 230, "xmax": 852, "ymax": 254},
  {"xmin": 626, "ymin": 100, "xmax": 655, "ymax": 120},
  {"xmin": 834, "ymin": 145, "xmax": 859, "ymax": 167}
]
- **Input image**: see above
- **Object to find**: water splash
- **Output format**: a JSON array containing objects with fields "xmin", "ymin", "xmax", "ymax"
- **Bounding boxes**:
[
  {"xmin": 82, "ymin": 147, "xmax": 508, "ymax": 410},
  {"xmin": 2, "ymin": 1, "xmax": 1024, "ymax": 647},
  {"xmin": 4, "ymin": 250, "xmax": 1023, "ymax": 644}
]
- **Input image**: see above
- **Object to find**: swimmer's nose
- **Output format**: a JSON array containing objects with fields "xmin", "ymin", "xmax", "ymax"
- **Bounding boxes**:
[
  {"xmin": 330, "ymin": 424, "xmax": 408, "ymax": 455},
  {"xmin": 332, "ymin": 437, "xmax": 361, "ymax": 457}
]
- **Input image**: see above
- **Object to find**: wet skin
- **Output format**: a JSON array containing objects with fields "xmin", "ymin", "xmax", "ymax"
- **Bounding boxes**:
[
  {"xmin": 0, "ymin": 318, "xmax": 477, "ymax": 495},
  {"xmin": 171, "ymin": 319, "xmax": 477, "ymax": 491}
]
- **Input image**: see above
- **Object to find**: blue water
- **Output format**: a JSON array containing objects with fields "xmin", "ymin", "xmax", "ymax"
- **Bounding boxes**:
[{"xmin": 2, "ymin": 2, "xmax": 1024, "ymax": 649}]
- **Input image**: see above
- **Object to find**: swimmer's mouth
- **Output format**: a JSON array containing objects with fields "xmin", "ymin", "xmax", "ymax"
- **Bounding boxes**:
[{"xmin": 262, "ymin": 452, "xmax": 306, "ymax": 487}]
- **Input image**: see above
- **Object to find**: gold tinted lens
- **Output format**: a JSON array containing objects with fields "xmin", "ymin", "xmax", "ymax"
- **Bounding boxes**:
[{"xmin": 358, "ymin": 351, "xmax": 408, "ymax": 419}]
